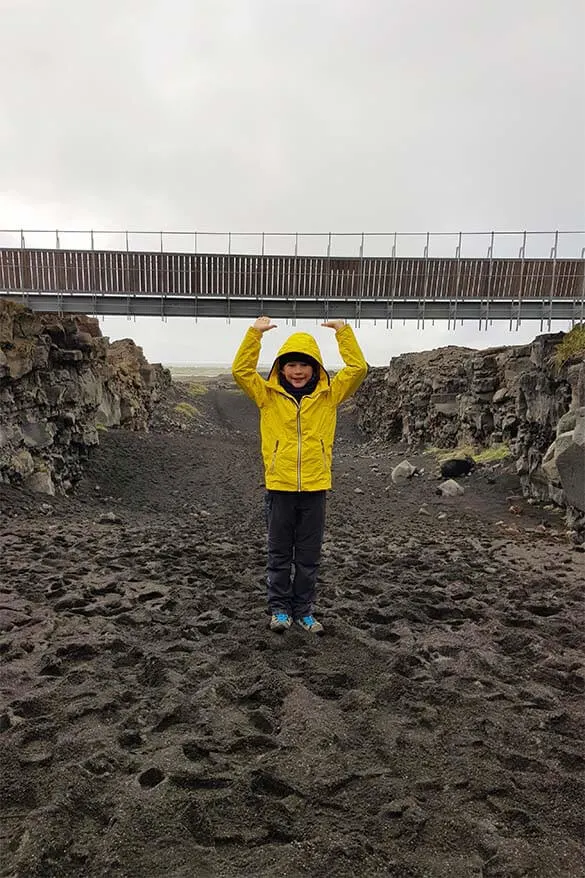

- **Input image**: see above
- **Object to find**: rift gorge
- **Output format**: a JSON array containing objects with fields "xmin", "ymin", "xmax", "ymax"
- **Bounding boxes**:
[{"xmin": 1, "ymin": 300, "xmax": 584, "ymax": 878}]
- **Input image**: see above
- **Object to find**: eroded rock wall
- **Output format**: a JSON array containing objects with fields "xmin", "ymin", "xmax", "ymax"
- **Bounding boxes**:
[
  {"xmin": 0, "ymin": 301, "xmax": 170, "ymax": 494},
  {"xmin": 356, "ymin": 332, "xmax": 585, "ymax": 531}
]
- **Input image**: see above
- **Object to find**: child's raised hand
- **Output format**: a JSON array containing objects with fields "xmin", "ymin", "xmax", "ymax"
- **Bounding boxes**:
[
  {"xmin": 321, "ymin": 320, "xmax": 346, "ymax": 331},
  {"xmin": 253, "ymin": 316, "xmax": 277, "ymax": 333}
]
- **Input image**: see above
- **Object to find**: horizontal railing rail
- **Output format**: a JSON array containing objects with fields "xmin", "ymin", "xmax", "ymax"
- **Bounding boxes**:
[{"xmin": 0, "ymin": 229, "xmax": 584, "ymax": 259}]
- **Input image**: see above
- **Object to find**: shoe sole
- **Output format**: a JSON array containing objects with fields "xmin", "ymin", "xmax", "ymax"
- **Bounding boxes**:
[
  {"xmin": 295, "ymin": 623, "xmax": 324, "ymax": 636},
  {"xmin": 269, "ymin": 619, "xmax": 292, "ymax": 633}
]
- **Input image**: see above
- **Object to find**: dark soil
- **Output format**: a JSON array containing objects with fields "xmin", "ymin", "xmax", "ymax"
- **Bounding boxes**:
[{"xmin": 1, "ymin": 379, "xmax": 584, "ymax": 878}]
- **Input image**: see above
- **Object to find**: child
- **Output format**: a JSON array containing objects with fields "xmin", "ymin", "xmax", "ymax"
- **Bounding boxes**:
[{"xmin": 232, "ymin": 315, "xmax": 368, "ymax": 635}]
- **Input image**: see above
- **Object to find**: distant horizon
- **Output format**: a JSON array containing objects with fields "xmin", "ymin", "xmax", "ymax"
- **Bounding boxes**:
[
  {"xmin": 158, "ymin": 321, "xmax": 574, "ymax": 371},
  {"xmin": 164, "ymin": 360, "xmax": 273, "ymax": 368}
]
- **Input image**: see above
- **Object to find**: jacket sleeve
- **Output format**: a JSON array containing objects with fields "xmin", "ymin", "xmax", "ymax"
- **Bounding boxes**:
[
  {"xmin": 330, "ymin": 324, "xmax": 368, "ymax": 406},
  {"xmin": 231, "ymin": 327, "xmax": 268, "ymax": 407}
]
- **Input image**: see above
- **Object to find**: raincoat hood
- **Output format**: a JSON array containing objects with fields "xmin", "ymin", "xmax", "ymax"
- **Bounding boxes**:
[{"xmin": 268, "ymin": 332, "xmax": 329, "ymax": 389}]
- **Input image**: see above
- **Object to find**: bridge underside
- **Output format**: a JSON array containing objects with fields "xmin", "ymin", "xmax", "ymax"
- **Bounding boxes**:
[{"xmin": 1, "ymin": 292, "xmax": 582, "ymax": 323}]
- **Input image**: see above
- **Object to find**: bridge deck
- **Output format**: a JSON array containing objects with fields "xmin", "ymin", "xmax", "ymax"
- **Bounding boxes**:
[
  {"xmin": 1, "ymin": 248, "xmax": 584, "ymax": 322},
  {"xmin": 1, "ymin": 248, "xmax": 583, "ymax": 301}
]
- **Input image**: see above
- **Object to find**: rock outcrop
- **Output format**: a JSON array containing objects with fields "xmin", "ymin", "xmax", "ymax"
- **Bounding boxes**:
[
  {"xmin": 0, "ymin": 301, "xmax": 170, "ymax": 494},
  {"xmin": 534, "ymin": 405, "xmax": 585, "ymax": 535},
  {"xmin": 356, "ymin": 331, "xmax": 585, "ymax": 536}
]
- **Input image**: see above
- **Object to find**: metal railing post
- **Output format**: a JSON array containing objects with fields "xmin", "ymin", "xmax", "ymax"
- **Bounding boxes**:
[
  {"xmin": 482, "ymin": 231, "xmax": 494, "ymax": 331},
  {"xmin": 387, "ymin": 232, "xmax": 397, "ymax": 328},
  {"xmin": 160, "ymin": 231, "xmax": 167, "ymax": 322},
  {"xmin": 324, "ymin": 232, "xmax": 332, "ymax": 322},
  {"xmin": 292, "ymin": 232, "xmax": 298, "ymax": 326},
  {"xmin": 547, "ymin": 230, "xmax": 558, "ymax": 331},
  {"xmin": 356, "ymin": 232, "xmax": 364, "ymax": 327},
  {"xmin": 226, "ymin": 232, "xmax": 231, "ymax": 323},
  {"xmin": 53, "ymin": 230, "xmax": 62, "ymax": 314},
  {"xmin": 515, "ymin": 231, "xmax": 526, "ymax": 330},
  {"xmin": 419, "ymin": 231, "xmax": 429, "ymax": 330},
  {"xmin": 89, "ymin": 230, "xmax": 96, "ymax": 315},
  {"xmin": 259, "ymin": 232, "xmax": 265, "ymax": 313},
  {"xmin": 450, "ymin": 232, "xmax": 462, "ymax": 330},
  {"xmin": 124, "ymin": 231, "xmax": 130, "ymax": 300},
  {"xmin": 578, "ymin": 246, "xmax": 585, "ymax": 326},
  {"xmin": 19, "ymin": 228, "xmax": 27, "ymax": 307}
]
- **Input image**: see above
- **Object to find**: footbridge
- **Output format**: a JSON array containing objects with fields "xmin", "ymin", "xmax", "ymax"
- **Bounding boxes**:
[{"xmin": 1, "ymin": 229, "xmax": 583, "ymax": 327}]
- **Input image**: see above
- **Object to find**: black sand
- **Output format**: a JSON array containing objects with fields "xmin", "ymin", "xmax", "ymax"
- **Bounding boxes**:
[{"xmin": 1, "ymin": 384, "xmax": 584, "ymax": 877}]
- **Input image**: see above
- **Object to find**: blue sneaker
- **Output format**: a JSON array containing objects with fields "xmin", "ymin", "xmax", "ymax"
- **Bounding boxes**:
[
  {"xmin": 270, "ymin": 612, "xmax": 292, "ymax": 632},
  {"xmin": 295, "ymin": 615, "xmax": 324, "ymax": 635}
]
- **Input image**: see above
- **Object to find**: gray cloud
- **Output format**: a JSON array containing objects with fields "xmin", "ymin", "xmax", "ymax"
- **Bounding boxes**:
[
  {"xmin": 1, "ymin": 0, "xmax": 583, "ymax": 361},
  {"xmin": 2, "ymin": 0, "xmax": 584, "ymax": 230}
]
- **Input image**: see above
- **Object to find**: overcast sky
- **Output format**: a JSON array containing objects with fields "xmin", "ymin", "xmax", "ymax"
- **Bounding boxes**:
[{"xmin": 1, "ymin": 0, "xmax": 584, "ymax": 366}]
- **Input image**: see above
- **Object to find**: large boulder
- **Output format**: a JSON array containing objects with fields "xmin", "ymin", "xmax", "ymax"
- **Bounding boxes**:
[
  {"xmin": 391, "ymin": 460, "xmax": 416, "ymax": 484},
  {"xmin": 440, "ymin": 456, "xmax": 475, "ymax": 479},
  {"xmin": 555, "ymin": 409, "xmax": 585, "ymax": 512},
  {"xmin": 24, "ymin": 470, "xmax": 56, "ymax": 496},
  {"xmin": 437, "ymin": 479, "xmax": 465, "ymax": 497}
]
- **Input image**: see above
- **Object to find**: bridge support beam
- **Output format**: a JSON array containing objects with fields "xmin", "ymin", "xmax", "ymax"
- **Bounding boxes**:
[{"xmin": 0, "ymin": 292, "xmax": 582, "ymax": 323}]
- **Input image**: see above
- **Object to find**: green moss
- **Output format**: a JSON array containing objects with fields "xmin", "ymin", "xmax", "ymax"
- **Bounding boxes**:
[
  {"xmin": 187, "ymin": 382, "xmax": 208, "ymax": 397},
  {"xmin": 425, "ymin": 443, "xmax": 511, "ymax": 463},
  {"xmin": 175, "ymin": 402, "xmax": 199, "ymax": 418},
  {"xmin": 554, "ymin": 324, "xmax": 585, "ymax": 369},
  {"xmin": 474, "ymin": 444, "xmax": 512, "ymax": 463}
]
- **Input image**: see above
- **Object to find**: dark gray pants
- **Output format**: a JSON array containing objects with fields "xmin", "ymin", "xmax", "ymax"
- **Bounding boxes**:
[{"xmin": 265, "ymin": 490, "xmax": 326, "ymax": 619}]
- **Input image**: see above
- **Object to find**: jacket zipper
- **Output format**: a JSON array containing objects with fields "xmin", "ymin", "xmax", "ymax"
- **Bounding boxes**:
[
  {"xmin": 296, "ymin": 403, "xmax": 302, "ymax": 490},
  {"xmin": 269, "ymin": 440, "xmax": 279, "ymax": 473}
]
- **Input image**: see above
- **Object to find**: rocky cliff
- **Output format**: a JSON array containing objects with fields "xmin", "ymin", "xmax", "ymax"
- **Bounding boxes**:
[
  {"xmin": 0, "ymin": 301, "xmax": 170, "ymax": 495},
  {"xmin": 356, "ymin": 331, "xmax": 585, "ymax": 535}
]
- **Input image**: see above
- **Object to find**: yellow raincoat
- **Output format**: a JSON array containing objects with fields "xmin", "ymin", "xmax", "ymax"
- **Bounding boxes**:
[{"xmin": 232, "ymin": 325, "xmax": 367, "ymax": 491}]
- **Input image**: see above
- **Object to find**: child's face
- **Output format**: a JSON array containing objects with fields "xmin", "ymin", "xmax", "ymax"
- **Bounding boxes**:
[{"xmin": 282, "ymin": 361, "xmax": 314, "ymax": 388}]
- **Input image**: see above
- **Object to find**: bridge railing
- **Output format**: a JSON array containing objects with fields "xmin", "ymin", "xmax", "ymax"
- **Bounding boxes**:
[
  {"xmin": 0, "ymin": 231, "xmax": 584, "ymax": 307},
  {"xmin": 0, "ymin": 249, "xmax": 584, "ymax": 302},
  {"xmin": 1, "ymin": 229, "xmax": 584, "ymax": 259}
]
